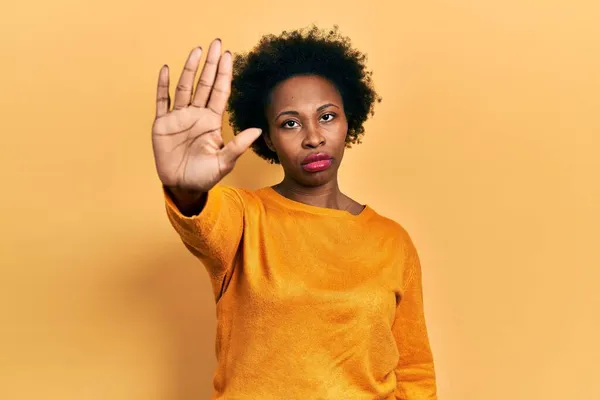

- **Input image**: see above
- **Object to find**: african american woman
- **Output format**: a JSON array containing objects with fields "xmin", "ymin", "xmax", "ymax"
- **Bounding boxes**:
[{"xmin": 151, "ymin": 25, "xmax": 437, "ymax": 399}]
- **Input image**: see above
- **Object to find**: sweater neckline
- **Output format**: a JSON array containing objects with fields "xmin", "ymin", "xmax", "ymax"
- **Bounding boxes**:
[{"xmin": 259, "ymin": 186, "xmax": 374, "ymax": 221}]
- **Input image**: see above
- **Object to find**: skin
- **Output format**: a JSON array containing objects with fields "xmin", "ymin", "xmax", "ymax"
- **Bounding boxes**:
[{"xmin": 264, "ymin": 75, "xmax": 365, "ymax": 215}]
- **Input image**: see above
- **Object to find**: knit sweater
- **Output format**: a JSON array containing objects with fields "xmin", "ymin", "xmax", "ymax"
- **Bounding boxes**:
[{"xmin": 164, "ymin": 184, "xmax": 437, "ymax": 399}]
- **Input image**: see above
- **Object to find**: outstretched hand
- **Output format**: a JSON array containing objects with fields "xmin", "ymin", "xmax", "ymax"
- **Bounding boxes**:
[{"xmin": 152, "ymin": 39, "xmax": 262, "ymax": 192}]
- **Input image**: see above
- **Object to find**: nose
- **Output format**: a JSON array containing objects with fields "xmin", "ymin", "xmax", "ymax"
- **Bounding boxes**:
[{"xmin": 302, "ymin": 124, "xmax": 326, "ymax": 149}]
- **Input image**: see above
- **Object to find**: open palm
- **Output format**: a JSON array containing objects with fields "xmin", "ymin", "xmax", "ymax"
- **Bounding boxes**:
[{"xmin": 152, "ymin": 39, "xmax": 262, "ymax": 192}]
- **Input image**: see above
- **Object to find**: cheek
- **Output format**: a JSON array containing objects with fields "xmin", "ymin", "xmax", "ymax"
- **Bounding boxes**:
[
  {"xmin": 332, "ymin": 121, "xmax": 349, "ymax": 146},
  {"xmin": 270, "ymin": 133, "xmax": 297, "ymax": 161}
]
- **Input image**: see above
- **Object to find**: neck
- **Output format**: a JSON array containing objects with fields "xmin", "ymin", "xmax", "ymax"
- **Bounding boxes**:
[{"xmin": 274, "ymin": 176, "xmax": 349, "ymax": 210}]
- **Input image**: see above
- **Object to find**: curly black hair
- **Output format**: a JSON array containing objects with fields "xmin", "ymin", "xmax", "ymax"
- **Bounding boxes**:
[{"xmin": 226, "ymin": 24, "xmax": 382, "ymax": 164}]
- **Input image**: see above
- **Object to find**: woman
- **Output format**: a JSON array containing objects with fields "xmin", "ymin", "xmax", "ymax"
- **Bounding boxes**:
[{"xmin": 152, "ymin": 25, "xmax": 437, "ymax": 399}]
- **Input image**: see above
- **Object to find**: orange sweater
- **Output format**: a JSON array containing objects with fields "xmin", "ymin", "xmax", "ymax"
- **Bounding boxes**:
[{"xmin": 165, "ymin": 185, "xmax": 437, "ymax": 399}]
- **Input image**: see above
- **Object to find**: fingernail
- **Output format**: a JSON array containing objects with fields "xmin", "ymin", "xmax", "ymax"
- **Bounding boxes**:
[{"xmin": 216, "ymin": 38, "xmax": 221, "ymax": 43}]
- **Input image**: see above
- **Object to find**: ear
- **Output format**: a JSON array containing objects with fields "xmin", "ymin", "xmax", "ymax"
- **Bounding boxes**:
[{"xmin": 263, "ymin": 131, "xmax": 276, "ymax": 152}]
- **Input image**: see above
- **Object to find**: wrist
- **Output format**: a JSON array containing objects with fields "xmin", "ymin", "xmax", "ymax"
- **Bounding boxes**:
[{"xmin": 164, "ymin": 185, "xmax": 207, "ymax": 216}]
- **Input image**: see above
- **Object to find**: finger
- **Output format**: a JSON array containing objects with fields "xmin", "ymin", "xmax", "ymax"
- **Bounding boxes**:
[
  {"xmin": 191, "ymin": 38, "xmax": 222, "ymax": 108},
  {"xmin": 173, "ymin": 47, "xmax": 202, "ymax": 110},
  {"xmin": 155, "ymin": 65, "xmax": 170, "ymax": 118},
  {"xmin": 220, "ymin": 128, "xmax": 263, "ymax": 165},
  {"xmin": 206, "ymin": 50, "xmax": 232, "ymax": 115}
]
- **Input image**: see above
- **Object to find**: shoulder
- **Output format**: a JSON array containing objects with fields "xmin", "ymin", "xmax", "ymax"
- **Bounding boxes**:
[
  {"xmin": 367, "ymin": 208, "xmax": 419, "ymax": 257},
  {"xmin": 366, "ymin": 208, "xmax": 411, "ymax": 239},
  {"xmin": 214, "ymin": 184, "xmax": 267, "ymax": 212}
]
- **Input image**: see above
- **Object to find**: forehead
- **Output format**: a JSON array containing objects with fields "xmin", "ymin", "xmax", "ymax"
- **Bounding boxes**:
[{"xmin": 268, "ymin": 75, "xmax": 342, "ymax": 111}]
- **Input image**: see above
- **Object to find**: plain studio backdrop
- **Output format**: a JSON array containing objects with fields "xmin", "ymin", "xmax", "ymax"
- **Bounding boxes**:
[{"xmin": 1, "ymin": 0, "xmax": 597, "ymax": 399}]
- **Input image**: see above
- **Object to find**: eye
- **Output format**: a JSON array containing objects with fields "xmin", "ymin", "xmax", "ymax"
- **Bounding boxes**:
[
  {"xmin": 320, "ymin": 113, "xmax": 336, "ymax": 122},
  {"xmin": 282, "ymin": 120, "xmax": 299, "ymax": 129}
]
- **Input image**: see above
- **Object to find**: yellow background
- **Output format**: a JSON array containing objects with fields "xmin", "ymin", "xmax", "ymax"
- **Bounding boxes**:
[{"xmin": 1, "ymin": 0, "xmax": 598, "ymax": 399}]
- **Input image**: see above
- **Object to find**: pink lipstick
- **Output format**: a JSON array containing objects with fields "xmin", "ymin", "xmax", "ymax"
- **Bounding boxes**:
[{"xmin": 301, "ymin": 152, "xmax": 333, "ymax": 172}]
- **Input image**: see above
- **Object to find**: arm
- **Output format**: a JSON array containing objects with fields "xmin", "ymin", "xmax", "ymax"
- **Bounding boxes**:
[
  {"xmin": 164, "ymin": 184, "xmax": 245, "ymax": 302},
  {"xmin": 392, "ymin": 238, "xmax": 437, "ymax": 399},
  {"xmin": 151, "ymin": 41, "xmax": 262, "ymax": 300}
]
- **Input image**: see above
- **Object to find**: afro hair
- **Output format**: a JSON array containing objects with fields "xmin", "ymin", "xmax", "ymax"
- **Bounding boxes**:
[{"xmin": 226, "ymin": 24, "xmax": 382, "ymax": 164}]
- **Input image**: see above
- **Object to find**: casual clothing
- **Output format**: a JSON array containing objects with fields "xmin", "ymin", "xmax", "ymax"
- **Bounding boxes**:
[{"xmin": 165, "ymin": 185, "xmax": 437, "ymax": 399}]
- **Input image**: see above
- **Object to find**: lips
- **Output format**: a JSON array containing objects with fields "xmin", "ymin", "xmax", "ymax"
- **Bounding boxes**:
[
  {"xmin": 301, "ymin": 152, "xmax": 332, "ymax": 165},
  {"xmin": 301, "ymin": 152, "xmax": 333, "ymax": 173}
]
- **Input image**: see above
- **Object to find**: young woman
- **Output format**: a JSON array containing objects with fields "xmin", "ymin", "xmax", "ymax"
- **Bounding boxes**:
[{"xmin": 152, "ymin": 25, "xmax": 437, "ymax": 399}]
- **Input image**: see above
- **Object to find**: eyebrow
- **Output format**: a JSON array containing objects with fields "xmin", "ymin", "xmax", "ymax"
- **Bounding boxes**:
[{"xmin": 275, "ymin": 103, "xmax": 339, "ymax": 120}]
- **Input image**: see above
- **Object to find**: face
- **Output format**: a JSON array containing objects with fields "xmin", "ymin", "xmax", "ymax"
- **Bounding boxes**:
[{"xmin": 264, "ymin": 75, "xmax": 349, "ymax": 188}]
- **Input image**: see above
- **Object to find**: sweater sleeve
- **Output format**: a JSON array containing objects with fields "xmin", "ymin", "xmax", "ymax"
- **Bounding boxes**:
[
  {"xmin": 164, "ymin": 184, "xmax": 245, "ymax": 302},
  {"xmin": 392, "ymin": 237, "xmax": 437, "ymax": 399}
]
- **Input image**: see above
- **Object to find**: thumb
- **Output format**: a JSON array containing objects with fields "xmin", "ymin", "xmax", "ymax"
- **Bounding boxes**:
[{"xmin": 220, "ymin": 128, "xmax": 263, "ymax": 165}]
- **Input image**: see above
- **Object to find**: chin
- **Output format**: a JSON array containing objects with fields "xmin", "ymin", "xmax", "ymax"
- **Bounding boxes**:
[
  {"xmin": 301, "ymin": 176, "xmax": 330, "ymax": 187},
  {"xmin": 296, "ymin": 168, "xmax": 338, "ymax": 187}
]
